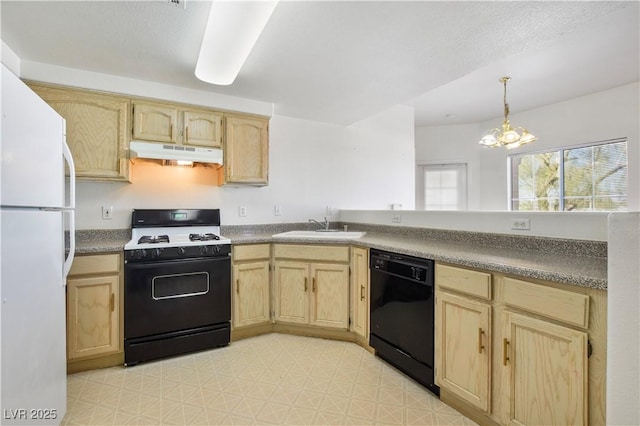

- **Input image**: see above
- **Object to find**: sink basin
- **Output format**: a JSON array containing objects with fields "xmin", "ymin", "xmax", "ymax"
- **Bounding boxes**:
[{"xmin": 272, "ymin": 230, "xmax": 366, "ymax": 239}]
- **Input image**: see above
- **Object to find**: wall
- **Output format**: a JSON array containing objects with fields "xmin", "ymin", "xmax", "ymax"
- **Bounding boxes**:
[
  {"xmin": 341, "ymin": 209, "xmax": 609, "ymax": 241},
  {"xmin": 607, "ymin": 212, "xmax": 640, "ymax": 425},
  {"xmin": 416, "ymin": 82, "xmax": 640, "ymax": 211},
  {"xmin": 6, "ymin": 59, "xmax": 415, "ymax": 229}
]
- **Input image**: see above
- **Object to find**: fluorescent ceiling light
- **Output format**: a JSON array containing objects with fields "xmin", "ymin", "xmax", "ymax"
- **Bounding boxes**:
[{"xmin": 195, "ymin": 1, "xmax": 279, "ymax": 86}]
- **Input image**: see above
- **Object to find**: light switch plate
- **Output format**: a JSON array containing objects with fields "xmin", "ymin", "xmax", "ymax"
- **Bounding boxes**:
[{"xmin": 239, "ymin": 206, "xmax": 247, "ymax": 217}]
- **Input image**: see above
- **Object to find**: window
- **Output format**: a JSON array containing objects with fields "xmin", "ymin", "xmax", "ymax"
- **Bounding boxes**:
[
  {"xmin": 509, "ymin": 138, "xmax": 628, "ymax": 211},
  {"xmin": 417, "ymin": 163, "xmax": 467, "ymax": 210}
]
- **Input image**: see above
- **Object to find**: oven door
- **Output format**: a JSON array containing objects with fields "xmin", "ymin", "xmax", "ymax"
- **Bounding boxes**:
[{"xmin": 124, "ymin": 256, "xmax": 231, "ymax": 339}]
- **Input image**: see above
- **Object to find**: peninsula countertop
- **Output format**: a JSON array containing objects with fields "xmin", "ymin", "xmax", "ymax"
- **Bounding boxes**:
[{"xmin": 226, "ymin": 229, "xmax": 607, "ymax": 290}]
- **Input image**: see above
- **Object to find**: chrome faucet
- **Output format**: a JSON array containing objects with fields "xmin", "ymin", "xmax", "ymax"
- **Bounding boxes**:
[{"xmin": 309, "ymin": 217, "xmax": 330, "ymax": 231}]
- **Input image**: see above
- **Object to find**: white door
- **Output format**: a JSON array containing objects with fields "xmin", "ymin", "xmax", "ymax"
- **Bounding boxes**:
[{"xmin": 0, "ymin": 209, "xmax": 67, "ymax": 424}]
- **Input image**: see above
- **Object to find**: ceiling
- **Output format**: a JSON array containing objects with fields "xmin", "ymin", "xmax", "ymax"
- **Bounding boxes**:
[{"xmin": 2, "ymin": 1, "xmax": 638, "ymax": 126}]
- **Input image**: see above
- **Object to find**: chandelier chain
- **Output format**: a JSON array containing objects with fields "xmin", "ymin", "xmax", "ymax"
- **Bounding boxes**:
[{"xmin": 502, "ymin": 76, "xmax": 510, "ymax": 121}]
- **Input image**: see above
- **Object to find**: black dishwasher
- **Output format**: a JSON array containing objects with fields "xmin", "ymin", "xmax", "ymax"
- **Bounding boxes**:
[{"xmin": 369, "ymin": 249, "xmax": 439, "ymax": 396}]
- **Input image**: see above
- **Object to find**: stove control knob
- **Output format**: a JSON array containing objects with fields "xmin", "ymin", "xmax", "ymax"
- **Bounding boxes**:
[
  {"xmin": 200, "ymin": 246, "xmax": 210, "ymax": 255},
  {"xmin": 177, "ymin": 247, "xmax": 186, "ymax": 255},
  {"xmin": 152, "ymin": 248, "xmax": 162, "ymax": 258},
  {"xmin": 137, "ymin": 249, "xmax": 147, "ymax": 260},
  {"xmin": 213, "ymin": 245, "xmax": 221, "ymax": 254}
]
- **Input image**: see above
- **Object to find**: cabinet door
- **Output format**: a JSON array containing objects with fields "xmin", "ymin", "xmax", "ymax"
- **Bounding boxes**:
[
  {"xmin": 437, "ymin": 292, "xmax": 491, "ymax": 412},
  {"xmin": 224, "ymin": 115, "xmax": 269, "ymax": 185},
  {"xmin": 184, "ymin": 110, "xmax": 223, "ymax": 148},
  {"xmin": 502, "ymin": 312, "xmax": 588, "ymax": 426},
  {"xmin": 67, "ymin": 275, "xmax": 119, "ymax": 360},
  {"xmin": 350, "ymin": 247, "xmax": 369, "ymax": 338},
  {"xmin": 233, "ymin": 261, "xmax": 270, "ymax": 328},
  {"xmin": 132, "ymin": 102, "xmax": 178, "ymax": 143},
  {"xmin": 31, "ymin": 85, "xmax": 130, "ymax": 181},
  {"xmin": 273, "ymin": 262, "xmax": 309, "ymax": 325},
  {"xmin": 310, "ymin": 263, "xmax": 349, "ymax": 329}
]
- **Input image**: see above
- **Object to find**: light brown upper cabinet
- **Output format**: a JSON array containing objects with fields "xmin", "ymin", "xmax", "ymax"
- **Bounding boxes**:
[
  {"xmin": 132, "ymin": 101, "xmax": 223, "ymax": 148},
  {"xmin": 29, "ymin": 83, "xmax": 130, "ymax": 181},
  {"xmin": 221, "ymin": 114, "xmax": 269, "ymax": 186}
]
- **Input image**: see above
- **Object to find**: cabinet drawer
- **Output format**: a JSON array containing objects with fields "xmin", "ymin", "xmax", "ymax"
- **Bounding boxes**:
[
  {"xmin": 69, "ymin": 254, "xmax": 120, "ymax": 276},
  {"xmin": 233, "ymin": 244, "xmax": 270, "ymax": 261},
  {"xmin": 503, "ymin": 277, "xmax": 589, "ymax": 329},
  {"xmin": 274, "ymin": 244, "xmax": 349, "ymax": 262},
  {"xmin": 436, "ymin": 264, "xmax": 492, "ymax": 300}
]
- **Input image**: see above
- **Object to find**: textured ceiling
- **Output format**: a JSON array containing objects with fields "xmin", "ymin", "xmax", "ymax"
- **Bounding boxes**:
[{"xmin": 1, "ymin": 1, "xmax": 638, "ymax": 126}]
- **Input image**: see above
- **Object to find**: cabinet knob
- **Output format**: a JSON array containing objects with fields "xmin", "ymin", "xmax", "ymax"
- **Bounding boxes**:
[{"xmin": 478, "ymin": 328, "xmax": 485, "ymax": 353}]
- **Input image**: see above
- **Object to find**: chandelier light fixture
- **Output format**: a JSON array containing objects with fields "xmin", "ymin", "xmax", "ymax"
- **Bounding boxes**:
[{"xmin": 478, "ymin": 76, "xmax": 537, "ymax": 149}]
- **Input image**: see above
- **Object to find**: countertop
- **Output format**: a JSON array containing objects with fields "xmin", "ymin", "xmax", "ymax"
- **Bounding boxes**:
[
  {"xmin": 72, "ymin": 225, "xmax": 607, "ymax": 290},
  {"xmin": 225, "ymin": 230, "xmax": 607, "ymax": 290}
]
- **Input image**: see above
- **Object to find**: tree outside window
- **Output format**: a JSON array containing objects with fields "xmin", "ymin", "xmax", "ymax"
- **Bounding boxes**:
[{"xmin": 510, "ymin": 139, "xmax": 627, "ymax": 212}]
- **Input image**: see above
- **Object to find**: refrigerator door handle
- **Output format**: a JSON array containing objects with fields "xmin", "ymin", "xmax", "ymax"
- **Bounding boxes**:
[
  {"xmin": 63, "ymin": 210, "xmax": 75, "ymax": 281},
  {"xmin": 62, "ymin": 139, "xmax": 75, "ymax": 281},
  {"xmin": 62, "ymin": 140, "xmax": 75, "ymax": 209},
  {"xmin": 62, "ymin": 210, "xmax": 76, "ymax": 280}
]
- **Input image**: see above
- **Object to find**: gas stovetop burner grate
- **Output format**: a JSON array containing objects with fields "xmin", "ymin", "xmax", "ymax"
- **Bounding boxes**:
[
  {"xmin": 189, "ymin": 233, "xmax": 220, "ymax": 241},
  {"xmin": 138, "ymin": 235, "xmax": 170, "ymax": 244}
]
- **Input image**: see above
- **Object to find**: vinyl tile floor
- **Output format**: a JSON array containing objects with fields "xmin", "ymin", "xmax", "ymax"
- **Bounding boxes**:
[{"xmin": 62, "ymin": 333, "xmax": 478, "ymax": 425}]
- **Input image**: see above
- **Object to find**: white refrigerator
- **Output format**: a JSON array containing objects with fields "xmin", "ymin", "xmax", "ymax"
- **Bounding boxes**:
[{"xmin": 0, "ymin": 64, "xmax": 75, "ymax": 424}]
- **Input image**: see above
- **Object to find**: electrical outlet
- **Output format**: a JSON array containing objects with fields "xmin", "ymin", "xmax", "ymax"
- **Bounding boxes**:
[
  {"xmin": 511, "ymin": 218, "xmax": 530, "ymax": 230},
  {"xmin": 239, "ymin": 206, "xmax": 247, "ymax": 217},
  {"xmin": 274, "ymin": 205, "xmax": 282, "ymax": 216},
  {"xmin": 102, "ymin": 205, "xmax": 113, "ymax": 220},
  {"xmin": 326, "ymin": 205, "xmax": 333, "ymax": 216},
  {"xmin": 392, "ymin": 214, "xmax": 401, "ymax": 223}
]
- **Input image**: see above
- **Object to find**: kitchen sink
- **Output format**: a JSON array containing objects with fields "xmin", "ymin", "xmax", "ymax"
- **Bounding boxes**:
[{"xmin": 272, "ymin": 230, "xmax": 366, "ymax": 239}]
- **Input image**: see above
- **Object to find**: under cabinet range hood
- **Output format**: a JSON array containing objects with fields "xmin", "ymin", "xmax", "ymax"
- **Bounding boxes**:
[{"xmin": 129, "ymin": 141, "xmax": 223, "ymax": 165}]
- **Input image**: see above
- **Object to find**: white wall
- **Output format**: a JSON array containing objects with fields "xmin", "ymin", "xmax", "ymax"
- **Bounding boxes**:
[
  {"xmin": 416, "ymin": 82, "xmax": 640, "ymax": 211},
  {"xmin": 607, "ymin": 212, "xmax": 640, "ymax": 425},
  {"xmin": 341, "ymin": 209, "xmax": 609, "ymax": 241}
]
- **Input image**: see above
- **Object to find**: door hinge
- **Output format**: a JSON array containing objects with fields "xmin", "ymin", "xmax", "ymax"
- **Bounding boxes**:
[{"xmin": 587, "ymin": 340, "xmax": 593, "ymax": 358}]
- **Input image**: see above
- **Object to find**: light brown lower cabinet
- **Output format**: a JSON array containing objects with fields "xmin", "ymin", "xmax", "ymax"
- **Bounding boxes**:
[
  {"xmin": 232, "ymin": 244, "xmax": 271, "ymax": 328},
  {"xmin": 66, "ymin": 254, "xmax": 122, "ymax": 364},
  {"xmin": 273, "ymin": 244, "xmax": 350, "ymax": 330},
  {"xmin": 502, "ymin": 312, "xmax": 587, "ymax": 426},
  {"xmin": 437, "ymin": 291, "xmax": 491, "ymax": 412},
  {"xmin": 350, "ymin": 247, "xmax": 369, "ymax": 339},
  {"xmin": 273, "ymin": 261, "xmax": 349, "ymax": 329},
  {"xmin": 436, "ymin": 263, "xmax": 606, "ymax": 426}
]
